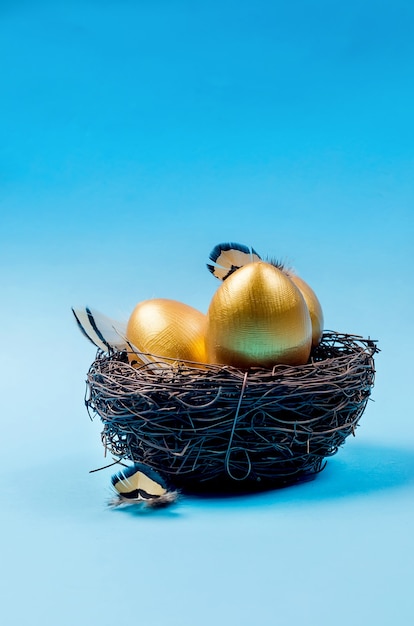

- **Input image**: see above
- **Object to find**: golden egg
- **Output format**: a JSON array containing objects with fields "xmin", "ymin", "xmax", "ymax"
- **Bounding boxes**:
[
  {"xmin": 287, "ymin": 273, "xmax": 324, "ymax": 347},
  {"xmin": 205, "ymin": 262, "xmax": 312, "ymax": 368},
  {"xmin": 126, "ymin": 298, "xmax": 207, "ymax": 366}
]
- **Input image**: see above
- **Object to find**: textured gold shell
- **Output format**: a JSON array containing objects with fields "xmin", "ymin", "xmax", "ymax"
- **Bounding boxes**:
[
  {"xmin": 126, "ymin": 298, "xmax": 207, "ymax": 366},
  {"xmin": 288, "ymin": 273, "xmax": 324, "ymax": 347},
  {"xmin": 206, "ymin": 262, "xmax": 312, "ymax": 368}
]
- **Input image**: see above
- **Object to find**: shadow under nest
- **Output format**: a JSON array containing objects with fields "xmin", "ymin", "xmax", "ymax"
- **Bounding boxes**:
[{"xmin": 85, "ymin": 331, "xmax": 378, "ymax": 494}]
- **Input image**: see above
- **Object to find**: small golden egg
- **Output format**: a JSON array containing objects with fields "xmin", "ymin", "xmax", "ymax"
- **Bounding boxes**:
[
  {"xmin": 287, "ymin": 273, "xmax": 324, "ymax": 347},
  {"xmin": 206, "ymin": 262, "xmax": 312, "ymax": 368},
  {"xmin": 126, "ymin": 298, "xmax": 207, "ymax": 366}
]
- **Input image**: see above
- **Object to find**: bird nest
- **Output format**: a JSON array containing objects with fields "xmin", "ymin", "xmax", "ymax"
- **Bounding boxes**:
[{"xmin": 85, "ymin": 331, "xmax": 378, "ymax": 492}]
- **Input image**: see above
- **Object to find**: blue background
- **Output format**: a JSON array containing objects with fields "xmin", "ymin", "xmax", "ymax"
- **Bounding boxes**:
[{"xmin": 1, "ymin": 1, "xmax": 413, "ymax": 624}]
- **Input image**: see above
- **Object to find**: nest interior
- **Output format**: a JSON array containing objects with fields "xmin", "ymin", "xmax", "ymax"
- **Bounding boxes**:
[{"xmin": 85, "ymin": 332, "xmax": 378, "ymax": 492}]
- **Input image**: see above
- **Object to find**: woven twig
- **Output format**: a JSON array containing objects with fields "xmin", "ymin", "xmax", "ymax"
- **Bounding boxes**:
[{"xmin": 85, "ymin": 331, "xmax": 378, "ymax": 491}]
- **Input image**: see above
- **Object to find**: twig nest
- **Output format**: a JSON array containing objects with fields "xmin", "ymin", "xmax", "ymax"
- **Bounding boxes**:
[
  {"xmin": 126, "ymin": 298, "xmax": 207, "ymax": 366},
  {"xmin": 205, "ymin": 262, "xmax": 312, "ymax": 368},
  {"xmin": 85, "ymin": 332, "xmax": 378, "ymax": 491}
]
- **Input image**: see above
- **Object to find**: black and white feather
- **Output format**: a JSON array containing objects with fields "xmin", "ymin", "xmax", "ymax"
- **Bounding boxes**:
[
  {"xmin": 109, "ymin": 463, "xmax": 179, "ymax": 508},
  {"xmin": 207, "ymin": 242, "xmax": 262, "ymax": 280},
  {"xmin": 207, "ymin": 242, "xmax": 288, "ymax": 280},
  {"xmin": 72, "ymin": 306, "xmax": 128, "ymax": 352},
  {"xmin": 72, "ymin": 306, "xmax": 165, "ymax": 368}
]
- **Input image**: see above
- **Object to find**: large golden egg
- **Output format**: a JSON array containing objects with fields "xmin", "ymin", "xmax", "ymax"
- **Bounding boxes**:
[
  {"xmin": 287, "ymin": 273, "xmax": 324, "ymax": 347},
  {"xmin": 205, "ymin": 262, "xmax": 312, "ymax": 368},
  {"xmin": 126, "ymin": 298, "xmax": 207, "ymax": 366}
]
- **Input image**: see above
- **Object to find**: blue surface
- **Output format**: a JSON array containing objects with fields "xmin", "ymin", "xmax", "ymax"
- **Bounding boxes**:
[{"xmin": 1, "ymin": 1, "xmax": 413, "ymax": 625}]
